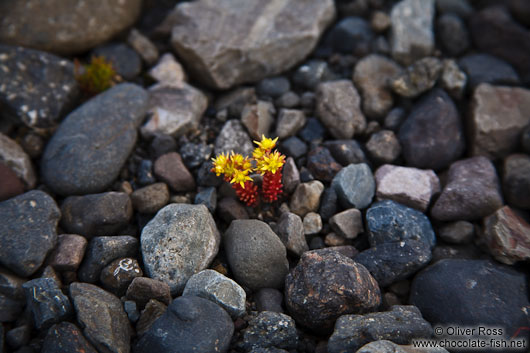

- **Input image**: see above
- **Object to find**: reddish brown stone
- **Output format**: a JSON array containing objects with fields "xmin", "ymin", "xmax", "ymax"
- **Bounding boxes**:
[
  {"xmin": 481, "ymin": 206, "xmax": 530, "ymax": 265},
  {"xmin": 153, "ymin": 152, "xmax": 195, "ymax": 192},
  {"xmin": 126, "ymin": 277, "xmax": 172, "ymax": 308},
  {"xmin": 285, "ymin": 250, "xmax": 381, "ymax": 333},
  {"xmin": 48, "ymin": 234, "xmax": 87, "ymax": 272},
  {"xmin": 0, "ymin": 162, "xmax": 24, "ymax": 201}
]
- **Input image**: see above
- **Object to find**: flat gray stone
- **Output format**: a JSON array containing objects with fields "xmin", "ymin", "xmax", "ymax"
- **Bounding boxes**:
[
  {"xmin": 0, "ymin": 190, "xmax": 60, "ymax": 277},
  {"xmin": 183, "ymin": 269, "xmax": 246, "ymax": 319},
  {"xmin": 332, "ymin": 164, "xmax": 375, "ymax": 210},
  {"xmin": 41, "ymin": 83, "xmax": 148, "ymax": 196},
  {"xmin": 328, "ymin": 306, "xmax": 433, "ymax": 353},
  {"xmin": 141, "ymin": 204, "xmax": 220, "ymax": 295},
  {"xmin": 170, "ymin": 0, "xmax": 335, "ymax": 89},
  {"xmin": 215, "ymin": 120, "xmax": 254, "ymax": 157}
]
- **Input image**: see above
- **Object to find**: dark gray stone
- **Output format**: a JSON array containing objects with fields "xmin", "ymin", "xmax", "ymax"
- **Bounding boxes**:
[
  {"xmin": 437, "ymin": 221, "xmax": 475, "ymax": 244},
  {"xmin": 60, "ymin": 192, "xmax": 132, "ymax": 238},
  {"xmin": 41, "ymin": 322, "xmax": 98, "ymax": 353},
  {"xmin": 149, "ymin": 134, "xmax": 177, "ymax": 159},
  {"xmin": 5, "ymin": 325, "xmax": 30, "ymax": 350},
  {"xmin": 319, "ymin": 187, "xmax": 338, "ymax": 222},
  {"xmin": 0, "ymin": 0, "xmax": 142, "ymax": 55},
  {"xmin": 41, "ymin": 83, "xmax": 148, "ymax": 196},
  {"xmin": 194, "ymin": 187, "xmax": 217, "ymax": 213},
  {"xmin": 100, "ymin": 258, "xmax": 143, "ymax": 296},
  {"xmin": 0, "ymin": 268, "xmax": 25, "ymax": 300},
  {"xmin": 307, "ymin": 147, "xmax": 342, "ymax": 183},
  {"xmin": 436, "ymin": 14, "xmax": 470, "ymax": 56},
  {"xmin": 383, "ymin": 108, "xmax": 405, "ymax": 132},
  {"xmin": 325, "ymin": 17, "xmax": 374, "ymax": 56},
  {"xmin": 275, "ymin": 91, "xmax": 300, "ymax": 109},
  {"xmin": 70, "ymin": 282, "xmax": 131, "ymax": 353},
  {"xmin": 328, "ymin": 306, "xmax": 433, "ymax": 353},
  {"xmin": 0, "ymin": 45, "xmax": 79, "ymax": 129},
  {"xmin": 141, "ymin": 204, "xmax": 220, "ymax": 295},
  {"xmin": 503, "ymin": 154, "xmax": 530, "ymax": 210},
  {"xmin": 180, "ymin": 143, "xmax": 212, "ymax": 170},
  {"xmin": 197, "ymin": 161, "xmax": 223, "ymax": 188},
  {"xmin": 93, "ymin": 43, "xmax": 141, "ymax": 80},
  {"xmin": 224, "ymin": 220, "xmax": 289, "ymax": 291},
  {"xmin": 183, "ymin": 269, "xmax": 246, "ymax": 319},
  {"xmin": 217, "ymin": 197, "xmax": 249, "ymax": 223},
  {"xmin": 354, "ymin": 240, "xmax": 432, "ymax": 287},
  {"xmin": 279, "ymin": 137, "xmax": 307, "ymax": 159},
  {"xmin": 255, "ymin": 288, "xmax": 284, "ymax": 313},
  {"xmin": 436, "ymin": 0, "xmax": 473, "ymax": 18},
  {"xmin": 0, "ymin": 294, "xmax": 24, "ymax": 323},
  {"xmin": 470, "ymin": 6, "xmax": 530, "ymax": 82},
  {"xmin": 285, "ymin": 251, "xmax": 381, "ymax": 333},
  {"xmin": 124, "ymin": 301, "xmax": 140, "ymax": 323},
  {"xmin": 215, "ymin": 87, "xmax": 257, "ymax": 119},
  {"xmin": 240, "ymin": 312, "xmax": 298, "ymax": 351},
  {"xmin": 78, "ymin": 236, "xmax": 138, "ymax": 283},
  {"xmin": 134, "ymin": 296, "xmax": 234, "ymax": 353},
  {"xmin": 366, "ymin": 200, "xmax": 436, "ymax": 249},
  {"xmin": 324, "ymin": 140, "xmax": 367, "ymax": 166},
  {"xmin": 331, "ymin": 163, "xmax": 375, "ymax": 210},
  {"xmin": 257, "ymin": 77, "xmax": 291, "ymax": 99},
  {"xmin": 398, "ymin": 89, "xmax": 465, "ymax": 170},
  {"xmin": 0, "ymin": 190, "xmax": 60, "ymax": 277},
  {"xmin": 431, "ymin": 156, "xmax": 503, "ymax": 221},
  {"xmin": 137, "ymin": 159, "xmax": 155, "ymax": 186},
  {"xmin": 410, "ymin": 259, "xmax": 530, "ymax": 345},
  {"xmin": 292, "ymin": 60, "xmax": 337, "ymax": 90},
  {"xmin": 298, "ymin": 118, "xmax": 325, "ymax": 144},
  {"xmin": 22, "ymin": 278, "xmax": 72, "ymax": 330},
  {"xmin": 459, "ymin": 54, "xmax": 520, "ymax": 90}
]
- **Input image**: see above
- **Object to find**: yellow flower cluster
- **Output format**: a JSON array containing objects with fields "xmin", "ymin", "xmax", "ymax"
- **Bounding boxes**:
[{"xmin": 211, "ymin": 135, "xmax": 285, "ymax": 188}]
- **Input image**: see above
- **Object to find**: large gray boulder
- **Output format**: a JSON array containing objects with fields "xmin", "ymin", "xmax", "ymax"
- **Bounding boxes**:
[{"xmin": 170, "ymin": 0, "xmax": 336, "ymax": 89}]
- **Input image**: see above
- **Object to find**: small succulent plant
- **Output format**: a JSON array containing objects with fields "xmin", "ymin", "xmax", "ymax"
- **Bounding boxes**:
[
  {"xmin": 74, "ymin": 56, "xmax": 119, "ymax": 96},
  {"xmin": 211, "ymin": 135, "xmax": 286, "ymax": 207}
]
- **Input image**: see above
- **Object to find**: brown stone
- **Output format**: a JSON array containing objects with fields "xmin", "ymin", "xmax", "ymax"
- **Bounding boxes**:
[
  {"xmin": 48, "ymin": 234, "xmax": 87, "ymax": 272},
  {"xmin": 153, "ymin": 152, "xmax": 195, "ymax": 192},
  {"xmin": 481, "ymin": 206, "xmax": 530, "ymax": 265},
  {"xmin": 130, "ymin": 183, "xmax": 170, "ymax": 214},
  {"xmin": 126, "ymin": 277, "xmax": 172, "ymax": 309},
  {"xmin": 0, "ymin": 162, "xmax": 24, "ymax": 201},
  {"xmin": 470, "ymin": 84, "xmax": 530, "ymax": 159}
]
